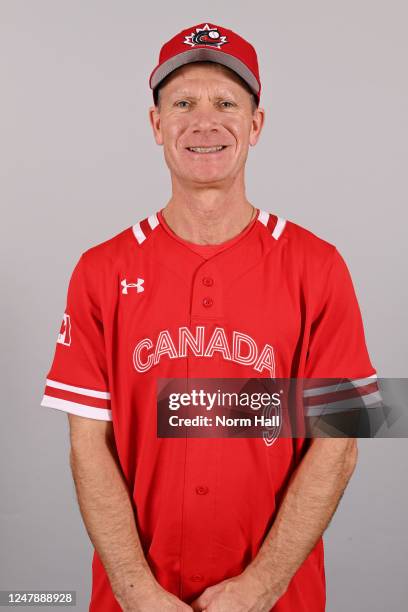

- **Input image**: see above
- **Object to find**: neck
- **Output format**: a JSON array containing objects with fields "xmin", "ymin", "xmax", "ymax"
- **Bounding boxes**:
[{"xmin": 162, "ymin": 176, "xmax": 256, "ymax": 245}]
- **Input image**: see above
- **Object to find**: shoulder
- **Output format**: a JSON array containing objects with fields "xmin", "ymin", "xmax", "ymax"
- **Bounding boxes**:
[
  {"xmin": 282, "ymin": 217, "xmax": 337, "ymax": 263},
  {"xmin": 78, "ymin": 211, "xmax": 160, "ymax": 272},
  {"xmin": 258, "ymin": 209, "xmax": 336, "ymax": 256},
  {"xmin": 259, "ymin": 211, "xmax": 343, "ymax": 284},
  {"xmin": 80, "ymin": 226, "xmax": 133, "ymax": 269},
  {"xmin": 265, "ymin": 212, "xmax": 342, "ymax": 269}
]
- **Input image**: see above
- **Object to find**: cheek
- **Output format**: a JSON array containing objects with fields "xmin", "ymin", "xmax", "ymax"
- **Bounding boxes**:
[
  {"xmin": 225, "ymin": 118, "xmax": 251, "ymax": 146},
  {"xmin": 163, "ymin": 118, "xmax": 190, "ymax": 148}
]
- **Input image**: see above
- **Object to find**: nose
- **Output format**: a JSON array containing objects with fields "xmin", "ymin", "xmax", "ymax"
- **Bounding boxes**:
[{"xmin": 191, "ymin": 107, "xmax": 220, "ymax": 135}]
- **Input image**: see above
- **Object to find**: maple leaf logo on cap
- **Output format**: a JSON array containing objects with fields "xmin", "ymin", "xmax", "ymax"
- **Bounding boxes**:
[{"xmin": 183, "ymin": 23, "xmax": 228, "ymax": 49}]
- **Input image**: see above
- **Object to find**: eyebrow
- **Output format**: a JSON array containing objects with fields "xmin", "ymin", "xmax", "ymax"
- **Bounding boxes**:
[{"xmin": 168, "ymin": 90, "xmax": 238, "ymax": 99}]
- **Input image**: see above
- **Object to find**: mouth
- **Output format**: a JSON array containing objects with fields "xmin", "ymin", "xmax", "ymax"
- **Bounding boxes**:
[{"xmin": 186, "ymin": 145, "xmax": 228, "ymax": 154}]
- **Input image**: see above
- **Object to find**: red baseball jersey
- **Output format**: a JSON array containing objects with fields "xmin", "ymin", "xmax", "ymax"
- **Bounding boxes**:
[{"xmin": 40, "ymin": 208, "xmax": 378, "ymax": 611}]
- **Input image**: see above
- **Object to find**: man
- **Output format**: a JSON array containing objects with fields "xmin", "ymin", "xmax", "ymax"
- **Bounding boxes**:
[{"xmin": 41, "ymin": 23, "xmax": 378, "ymax": 611}]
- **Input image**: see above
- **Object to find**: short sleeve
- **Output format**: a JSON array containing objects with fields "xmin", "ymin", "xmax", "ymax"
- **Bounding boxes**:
[
  {"xmin": 40, "ymin": 254, "xmax": 112, "ymax": 421},
  {"xmin": 303, "ymin": 247, "xmax": 379, "ymax": 415}
]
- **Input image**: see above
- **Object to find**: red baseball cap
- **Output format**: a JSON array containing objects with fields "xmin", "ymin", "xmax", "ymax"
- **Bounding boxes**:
[{"xmin": 149, "ymin": 22, "xmax": 261, "ymax": 104}]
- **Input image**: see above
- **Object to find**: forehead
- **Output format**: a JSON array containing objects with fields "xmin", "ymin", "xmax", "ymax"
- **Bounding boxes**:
[{"xmin": 160, "ymin": 62, "xmax": 248, "ymax": 93}]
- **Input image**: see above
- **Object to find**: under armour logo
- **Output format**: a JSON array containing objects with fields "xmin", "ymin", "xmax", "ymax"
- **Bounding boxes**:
[{"xmin": 121, "ymin": 278, "xmax": 144, "ymax": 294}]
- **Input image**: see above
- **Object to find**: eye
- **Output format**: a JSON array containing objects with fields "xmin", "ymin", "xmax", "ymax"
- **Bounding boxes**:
[
  {"xmin": 175, "ymin": 100, "xmax": 190, "ymax": 108},
  {"xmin": 219, "ymin": 100, "xmax": 235, "ymax": 108}
]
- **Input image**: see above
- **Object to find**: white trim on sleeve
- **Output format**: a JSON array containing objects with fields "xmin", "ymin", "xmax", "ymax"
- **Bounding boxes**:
[
  {"xmin": 45, "ymin": 379, "xmax": 111, "ymax": 399},
  {"xmin": 303, "ymin": 373, "xmax": 378, "ymax": 398},
  {"xmin": 40, "ymin": 395, "xmax": 112, "ymax": 421},
  {"xmin": 306, "ymin": 390, "xmax": 382, "ymax": 416}
]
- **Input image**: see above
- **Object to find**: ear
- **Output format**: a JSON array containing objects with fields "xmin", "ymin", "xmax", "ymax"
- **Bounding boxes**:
[
  {"xmin": 249, "ymin": 106, "xmax": 265, "ymax": 146},
  {"xmin": 149, "ymin": 105, "xmax": 163, "ymax": 146}
]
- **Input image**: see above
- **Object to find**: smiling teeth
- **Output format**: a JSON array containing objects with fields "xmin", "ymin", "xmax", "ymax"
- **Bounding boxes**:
[{"xmin": 188, "ymin": 146, "xmax": 224, "ymax": 153}]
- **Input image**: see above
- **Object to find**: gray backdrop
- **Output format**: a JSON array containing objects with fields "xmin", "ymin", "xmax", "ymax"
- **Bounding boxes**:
[{"xmin": 1, "ymin": 1, "xmax": 407, "ymax": 610}]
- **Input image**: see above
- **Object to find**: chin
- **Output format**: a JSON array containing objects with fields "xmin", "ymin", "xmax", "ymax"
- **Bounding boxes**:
[
  {"xmin": 187, "ymin": 172, "xmax": 230, "ymax": 185},
  {"xmin": 182, "ymin": 165, "xmax": 232, "ymax": 183}
]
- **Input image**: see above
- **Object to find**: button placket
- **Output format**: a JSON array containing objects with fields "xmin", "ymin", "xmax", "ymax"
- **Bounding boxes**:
[
  {"xmin": 190, "ymin": 265, "xmax": 222, "ymax": 318},
  {"xmin": 202, "ymin": 276, "xmax": 214, "ymax": 308}
]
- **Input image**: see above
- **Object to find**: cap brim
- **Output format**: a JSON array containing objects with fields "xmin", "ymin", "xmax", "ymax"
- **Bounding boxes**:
[{"xmin": 150, "ymin": 47, "xmax": 259, "ymax": 98}]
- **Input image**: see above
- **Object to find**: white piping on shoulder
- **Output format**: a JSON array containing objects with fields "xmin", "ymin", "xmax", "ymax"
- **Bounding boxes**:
[
  {"xmin": 147, "ymin": 213, "xmax": 159, "ymax": 230},
  {"xmin": 272, "ymin": 217, "xmax": 286, "ymax": 240},
  {"xmin": 132, "ymin": 223, "xmax": 146, "ymax": 244},
  {"xmin": 257, "ymin": 209, "xmax": 287, "ymax": 240}
]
